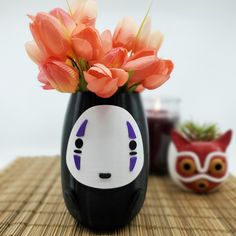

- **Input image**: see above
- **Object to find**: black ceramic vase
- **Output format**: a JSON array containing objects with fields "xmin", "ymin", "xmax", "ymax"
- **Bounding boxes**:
[{"xmin": 61, "ymin": 92, "xmax": 149, "ymax": 230}]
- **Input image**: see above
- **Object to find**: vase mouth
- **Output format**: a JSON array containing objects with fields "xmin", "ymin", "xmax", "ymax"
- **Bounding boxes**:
[{"xmin": 72, "ymin": 91, "xmax": 140, "ymax": 99}]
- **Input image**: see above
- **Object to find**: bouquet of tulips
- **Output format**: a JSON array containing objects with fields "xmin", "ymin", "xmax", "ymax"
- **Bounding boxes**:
[{"xmin": 25, "ymin": 0, "xmax": 174, "ymax": 98}]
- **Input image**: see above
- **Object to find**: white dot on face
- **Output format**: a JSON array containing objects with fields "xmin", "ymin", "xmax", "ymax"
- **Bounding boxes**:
[{"xmin": 66, "ymin": 105, "xmax": 144, "ymax": 189}]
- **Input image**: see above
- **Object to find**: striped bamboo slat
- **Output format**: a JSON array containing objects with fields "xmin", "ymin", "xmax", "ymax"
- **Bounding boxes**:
[{"xmin": 0, "ymin": 157, "xmax": 236, "ymax": 236}]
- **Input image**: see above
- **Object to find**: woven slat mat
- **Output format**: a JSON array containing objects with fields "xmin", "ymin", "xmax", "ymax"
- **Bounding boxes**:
[{"xmin": 0, "ymin": 158, "xmax": 236, "ymax": 236}]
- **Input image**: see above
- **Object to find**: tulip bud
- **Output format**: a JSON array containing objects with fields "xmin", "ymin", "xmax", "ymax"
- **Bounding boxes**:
[
  {"xmin": 30, "ymin": 12, "xmax": 72, "ymax": 60},
  {"xmin": 42, "ymin": 60, "xmax": 79, "ymax": 93}
]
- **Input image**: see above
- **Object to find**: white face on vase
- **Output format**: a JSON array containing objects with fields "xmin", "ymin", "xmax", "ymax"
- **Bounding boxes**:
[{"xmin": 66, "ymin": 105, "xmax": 144, "ymax": 189}]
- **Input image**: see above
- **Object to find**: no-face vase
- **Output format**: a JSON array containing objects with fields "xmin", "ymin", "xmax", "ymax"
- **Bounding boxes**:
[{"xmin": 61, "ymin": 92, "xmax": 149, "ymax": 230}]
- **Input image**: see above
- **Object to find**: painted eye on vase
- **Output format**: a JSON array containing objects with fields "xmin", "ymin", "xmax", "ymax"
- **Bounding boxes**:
[
  {"xmin": 75, "ymin": 138, "xmax": 83, "ymax": 149},
  {"xmin": 129, "ymin": 140, "xmax": 137, "ymax": 150},
  {"xmin": 209, "ymin": 158, "xmax": 226, "ymax": 176},
  {"xmin": 129, "ymin": 140, "xmax": 137, "ymax": 156},
  {"xmin": 178, "ymin": 158, "xmax": 196, "ymax": 176}
]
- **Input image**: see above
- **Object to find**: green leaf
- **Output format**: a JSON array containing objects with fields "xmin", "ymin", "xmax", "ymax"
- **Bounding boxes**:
[
  {"xmin": 66, "ymin": 0, "xmax": 73, "ymax": 16},
  {"xmin": 134, "ymin": 1, "xmax": 153, "ymax": 44}
]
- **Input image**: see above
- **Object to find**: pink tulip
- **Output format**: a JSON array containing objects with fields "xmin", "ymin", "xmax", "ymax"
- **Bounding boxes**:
[
  {"xmin": 29, "ymin": 12, "xmax": 72, "ymax": 60},
  {"xmin": 25, "ymin": 41, "xmax": 47, "ymax": 65},
  {"xmin": 72, "ymin": 25, "xmax": 102, "ymax": 62},
  {"xmin": 41, "ymin": 60, "xmax": 79, "ymax": 93},
  {"xmin": 113, "ymin": 17, "xmax": 138, "ymax": 51},
  {"xmin": 72, "ymin": 0, "xmax": 97, "ymax": 27},
  {"xmin": 84, "ymin": 64, "xmax": 129, "ymax": 98},
  {"xmin": 50, "ymin": 8, "xmax": 76, "ymax": 34},
  {"xmin": 142, "ymin": 59, "xmax": 174, "ymax": 89},
  {"xmin": 124, "ymin": 50, "xmax": 174, "ymax": 90},
  {"xmin": 100, "ymin": 47, "xmax": 128, "ymax": 68}
]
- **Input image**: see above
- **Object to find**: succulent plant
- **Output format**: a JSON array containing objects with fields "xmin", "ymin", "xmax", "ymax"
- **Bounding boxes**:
[{"xmin": 180, "ymin": 121, "xmax": 220, "ymax": 141}]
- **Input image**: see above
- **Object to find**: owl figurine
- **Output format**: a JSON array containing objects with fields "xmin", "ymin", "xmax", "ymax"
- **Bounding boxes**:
[{"xmin": 168, "ymin": 130, "xmax": 232, "ymax": 193}]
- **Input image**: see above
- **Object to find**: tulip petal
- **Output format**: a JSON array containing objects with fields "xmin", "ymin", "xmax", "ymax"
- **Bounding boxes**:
[
  {"xmin": 42, "ymin": 84, "xmax": 54, "ymax": 90},
  {"xmin": 72, "ymin": 38, "xmax": 93, "ymax": 60},
  {"xmin": 133, "ymin": 16, "xmax": 152, "ymax": 53},
  {"xmin": 101, "ymin": 30, "xmax": 113, "ymax": 55},
  {"xmin": 30, "ymin": 12, "xmax": 71, "ymax": 60},
  {"xmin": 50, "ymin": 8, "xmax": 76, "ymax": 33},
  {"xmin": 42, "ymin": 60, "xmax": 79, "ymax": 93},
  {"xmin": 38, "ymin": 68, "xmax": 47, "ymax": 84},
  {"xmin": 142, "ymin": 74, "xmax": 170, "ymax": 89},
  {"xmin": 72, "ymin": 26, "xmax": 102, "ymax": 61},
  {"xmin": 25, "ymin": 41, "xmax": 46, "ymax": 65},
  {"xmin": 101, "ymin": 47, "xmax": 128, "ymax": 68},
  {"xmin": 127, "ymin": 49, "xmax": 156, "ymax": 62},
  {"xmin": 87, "ymin": 77, "xmax": 108, "ymax": 93},
  {"xmin": 38, "ymin": 68, "xmax": 54, "ymax": 90},
  {"xmin": 113, "ymin": 17, "xmax": 138, "ymax": 51},
  {"xmin": 147, "ymin": 30, "xmax": 164, "ymax": 51},
  {"xmin": 124, "ymin": 55, "xmax": 156, "ymax": 71},
  {"xmin": 83, "ymin": 71, "xmax": 97, "ymax": 83},
  {"xmin": 97, "ymin": 78, "xmax": 119, "ymax": 98},
  {"xmin": 154, "ymin": 59, "xmax": 174, "ymax": 75},
  {"xmin": 28, "ymin": 14, "xmax": 36, "ymax": 21},
  {"xmin": 91, "ymin": 64, "xmax": 112, "ymax": 77},
  {"xmin": 72, "ymin": 0, "xmax": 97, "ymax": 26},
  {"xmin": 30, "ymin": 23, "xmax": 48, "ymax": 58},
  {"xmin": 142, "ymin": 60, "xmax": 174, "ymax": 89},
  {"xmin": 135, "ymin": 84, "xmax": 145, "ymax": 92},
  {"xmin": 125, "ymin": 56, "xmax": 173, "ymax": 85},
  {"xmin": 111, "ymin": 68, "xmax": 129, "ymax": 86}
]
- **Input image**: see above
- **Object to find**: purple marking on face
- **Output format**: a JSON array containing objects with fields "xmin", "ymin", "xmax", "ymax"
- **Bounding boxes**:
[
  {"xmin": 127, "ymin": 121, "xmax": 136, "ymax": 139},
  {"xmin": 74, "ymin": 155, "xmax": 81, "ymax": 170},
  {"xmin": 76, "ymin": 119, "xmax": 88, "ymax": 137},
  {"xmin": 129, "ymin": 156, "xmax": 137, "ymax": 172}
]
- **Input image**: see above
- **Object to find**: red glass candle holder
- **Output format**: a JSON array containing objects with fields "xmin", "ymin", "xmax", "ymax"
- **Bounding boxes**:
[{"xmin": 145, "ymin": 96, "xmax": 180, "ymax": 175}]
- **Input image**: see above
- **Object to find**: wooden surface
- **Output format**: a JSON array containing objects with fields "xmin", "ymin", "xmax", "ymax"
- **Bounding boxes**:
[{"xmin": 0, "ymin": 157, "xmax": 236, "ymax": 235}]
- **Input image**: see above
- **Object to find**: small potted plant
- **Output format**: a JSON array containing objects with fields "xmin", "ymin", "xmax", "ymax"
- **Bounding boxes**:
[
  {"xmin": 168, "ymin": 121, "xmax": 233, "ymax": 193},
  {"xmin": 25, "ymin": 0, "xmax": 174, "ymax": 230}
]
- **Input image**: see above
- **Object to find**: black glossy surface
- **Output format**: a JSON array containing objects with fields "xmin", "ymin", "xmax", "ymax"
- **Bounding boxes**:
[{"xmin": 61, "ymin": 92, "xmax": 149, "ymax": 230}]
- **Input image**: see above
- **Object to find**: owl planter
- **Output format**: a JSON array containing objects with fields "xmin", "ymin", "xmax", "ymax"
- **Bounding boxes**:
[{"xmin": 168, "ymin": 129, "xmax": 232, "ymax": 193}]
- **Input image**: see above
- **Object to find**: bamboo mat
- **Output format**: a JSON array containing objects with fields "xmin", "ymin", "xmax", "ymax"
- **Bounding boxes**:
[{"xmin": 0, "ymin": 158, "xmax": 236, "ymax": 236}]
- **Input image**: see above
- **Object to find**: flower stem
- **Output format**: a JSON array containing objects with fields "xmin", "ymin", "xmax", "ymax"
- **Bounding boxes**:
[
  {"xmin": 128, "ymin": 83, "xmax": 139, "ymax": 93},
  {"xmin": 69, "ymin": 57, "xmax": 88, "ymax": 92}
]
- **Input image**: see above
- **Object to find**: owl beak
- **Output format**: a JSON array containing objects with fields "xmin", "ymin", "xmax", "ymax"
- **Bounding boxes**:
[{"xmin": 195, "ymin": 179, "xmax": 209, "ymax": 191}]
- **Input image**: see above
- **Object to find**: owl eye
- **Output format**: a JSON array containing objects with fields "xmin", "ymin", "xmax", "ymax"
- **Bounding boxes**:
[
  {"xmin": 178, "ymin": 159, "xmax": 196, "ymax": 176},
  {"xmin": 209, "ymin": 158, "xmax": 226, "ymax": 176}
]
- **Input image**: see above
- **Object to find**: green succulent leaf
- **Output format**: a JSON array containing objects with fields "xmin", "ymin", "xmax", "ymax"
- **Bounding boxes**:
[{"xmin": 180, "ymin": 121, "xmax": 220, "ymax": 141}]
